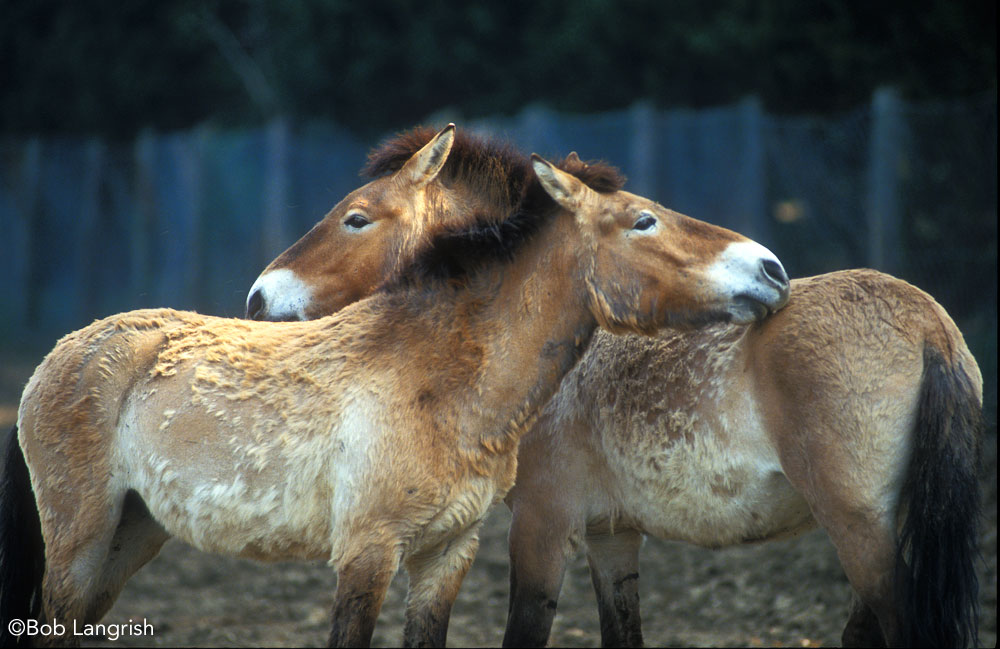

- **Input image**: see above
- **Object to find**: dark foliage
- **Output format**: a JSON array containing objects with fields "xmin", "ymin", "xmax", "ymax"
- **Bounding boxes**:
[{"xmin": 0, "ymin": 0, "xmax": 995, "ymax": 138}]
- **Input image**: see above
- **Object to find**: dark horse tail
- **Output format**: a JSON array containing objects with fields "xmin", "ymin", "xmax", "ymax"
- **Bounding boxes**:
[
  {"xmin": 895, "ymin": 346, "xmax": 982, "ymax": 648},
  {"xmin": 0, "ymin": 425, "xmax": 45, "ymax": 648}
]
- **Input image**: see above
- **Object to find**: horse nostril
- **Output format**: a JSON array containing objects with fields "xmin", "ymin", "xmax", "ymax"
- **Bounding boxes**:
[
  {"xmin": 761, "ymin": 258, "xmax": 789, "ymax": 289},
  {"xmin": 246, "ymin": 289, "xmax": 265, "ymax": 320}
]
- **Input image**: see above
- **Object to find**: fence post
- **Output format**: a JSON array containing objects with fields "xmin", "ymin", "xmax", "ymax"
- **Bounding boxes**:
[
  {"xmin": 737, "ymin": 96, "xmax": 769, "ymax": 243},
  {"xmin": 9, "ymin": 139, "xmax": 41, "ymax": 330},
  {"xmin": 262, "ymin": 116, "xmax": 291, "ymax": 264},
  {"xmin": 160, "ymin": 129, "xmax": 205, "ymax": 310},
  {"xmin": 867, "ymin": 87, "xmax": 904, "ymax": 273},
  {"xmin": 663, "ymin": 108, "xmax": 695, "ymax": 214},
  {"xmin": 519, "ymin": 104, "xmax": 559, "ymax": 157},
  {"xmin": 629, "ymin": 101, "xmax": 656, "ymax": 198},
  {"xmin": 77, "ymin": 138, "xmax": 106, "ymax": 323},
  {"xmin": 132, "ymin": 130, "xmax": 156, "ymax": 304}
]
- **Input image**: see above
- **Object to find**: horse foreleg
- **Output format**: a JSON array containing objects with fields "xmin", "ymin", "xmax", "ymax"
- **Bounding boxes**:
[
  {"xmin": 402, "ymin": 525, "xmax": 480, "ymax": 647},
  {"xmin": 502, "ymin": 503, "xmax": 576, "ymax": 648},
  {"xmin": 585, "ymin": 529, "xmax": 643, "ymax": 648},
  {"xmin": 327, "ymin": 547, "xmax": 400, "ymax": 648}
]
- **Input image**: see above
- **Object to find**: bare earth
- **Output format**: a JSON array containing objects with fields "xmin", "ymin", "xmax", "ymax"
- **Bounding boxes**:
[{"xmin": 1, "ymin": 357, "xmax": 995, "ymax": 648}]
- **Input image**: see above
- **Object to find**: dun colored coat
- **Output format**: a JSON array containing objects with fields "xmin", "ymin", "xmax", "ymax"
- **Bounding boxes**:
[
  {"xmin": 245, "ymin": 129, "xmax": 982, "ymax": 648},
  {"xmin": 0, "ymin": 126, "xmax": 788, "ymax": 648}
]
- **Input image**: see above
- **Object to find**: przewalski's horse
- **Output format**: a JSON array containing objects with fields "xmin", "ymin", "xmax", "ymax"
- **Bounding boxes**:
[
  {"xmin": 243, "ymin": 138, "xmax": 982, "ymax": 647},
  {"xmin": 501, "ymin": 269, "xmax": 982, "ymax": 649},
  {"xmin": 0, "ymin": 123, "xmax": 470, "ymax": 647},
  {"xmin": 245, "ymin": 125, "xmax": 530, "ymax": 322},
  {"xmin": 0, "ymin": 126, "xmax": 789, "ymax": 648}
]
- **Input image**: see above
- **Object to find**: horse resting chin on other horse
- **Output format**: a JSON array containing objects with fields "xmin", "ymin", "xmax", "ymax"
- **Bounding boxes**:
[
  {"xmin": 247, "ymin": 127, "xmax": 984, "ymax": 648},
  {"xmin": 0, "ymin": 125, "xmax": 789, "ymax": 648}
]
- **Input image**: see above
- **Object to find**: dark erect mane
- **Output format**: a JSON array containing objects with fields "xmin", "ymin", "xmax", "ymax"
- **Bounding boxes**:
[
  {"xmin": 364, "ymin": 126, "xmax": 530, "ymax": 214},
  {"xmin": 369, "ymin": 126, "xmax": 626, "ymax": 292}
]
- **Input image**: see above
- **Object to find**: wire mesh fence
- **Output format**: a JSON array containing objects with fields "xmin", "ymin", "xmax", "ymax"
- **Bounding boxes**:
[{"xmin": 1, "ymin": 90, "xmax": 995, "ymax": 425}]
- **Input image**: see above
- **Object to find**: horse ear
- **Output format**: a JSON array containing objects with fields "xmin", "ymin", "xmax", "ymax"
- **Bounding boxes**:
[
  {"xmin": 398, "ymin": 123, "xmax": 456, "ymax": 187},
  {"xmin": 531, "ymin": 154, "xmax": 591, "ymax": 210}
]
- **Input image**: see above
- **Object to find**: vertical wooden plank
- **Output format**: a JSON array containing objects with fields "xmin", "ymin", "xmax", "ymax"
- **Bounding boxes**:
[
  {"xmin": 77, "ymin": 138, "xmax": 105, "ymax": 323},
  {"xmin": 737, "ymin": 95, "xmax": 769, "ymax": 243},
  {"xmin": 186, "ymin": 128, "xmax": 207, "ymax": 311},
  {"xmin": 663, "ymin": 109, "xmax": 695, "ymax": 214},
  {"xmin": 161, "ymin": 129, "xmax": 204, "ymax": 310},
  {"xmin": 261, "ymin": 116, "xmax": 291, "ymax": 266},
  {"xmin": 867, "ymin": 87, "xmax": 904, "ymax": 273},
  {"xmin": 132, "ymin": 130, "xmax": 156, "ymax": 305},
  {"xmin": 3, "ymin": 139, "xmax": 41, "ymax": 331},
  {"xmin": 628, "ymin": 101, "xmax": 656, "ymax": 198},
  {"xmin": 519, "ymin": 104, "xmax": 559, "ymax": 157}
]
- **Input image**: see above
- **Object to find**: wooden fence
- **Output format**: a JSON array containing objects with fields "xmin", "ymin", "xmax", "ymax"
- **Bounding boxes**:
[{"xmin": 1, "ymin": 90, "xmax": 995, "ymax": 353}]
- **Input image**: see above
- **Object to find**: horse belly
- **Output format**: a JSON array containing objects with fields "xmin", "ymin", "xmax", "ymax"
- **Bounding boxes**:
[
  {"xmin": 624, "ymin": 451, "xmax": 815, "ymax": 548},
  {"xmin": 115, "ymin": 397, "xmax": 335, "ymax": 561},
  {"xmin": 144, "ymin": 473, "xmax": 333, "ymax": 562},
  {"xmin": 607, "ymin": 418, "xmax": 815, "ymax": 548}
]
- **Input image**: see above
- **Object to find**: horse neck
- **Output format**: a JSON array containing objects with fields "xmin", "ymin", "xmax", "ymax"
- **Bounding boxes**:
[
  {"xmin": 444, "ymin": 210, "xmax": 598, "ymax": 451},
  {"xmin": 440, "ymin": 177, "xmax": 524, "ymax": 234},
  {"xmin": 394, "ymin": 180, "xmax": 522, "ymax": 277}
]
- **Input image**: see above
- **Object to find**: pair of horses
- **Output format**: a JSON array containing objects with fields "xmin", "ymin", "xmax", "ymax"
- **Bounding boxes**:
[
  {"xmin": 248, "ymin": 127, "xmax": 983, "ymax": 648},
  {"xmin": 1, "ymin": 125, "xmax": 790, "ymax": 647}
]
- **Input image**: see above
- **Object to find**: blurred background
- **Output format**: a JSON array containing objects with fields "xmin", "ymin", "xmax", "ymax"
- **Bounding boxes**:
[
  {"xmin": 0, "ymin": 3, "xmax": 996, "ymax": 646},
  {"xmin": 0, "ymin": 0, "xmax": 996, "ymax": 428}
]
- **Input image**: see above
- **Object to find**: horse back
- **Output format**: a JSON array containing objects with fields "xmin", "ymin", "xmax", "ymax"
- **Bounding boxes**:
[
  {"xmin": 752, "ymin": 268, "xmax": 982, "ymax": 428},
  {"xmin": 750, "ymin": 269, "xmax": 981, "ymax": 520},
  {"xmin": 18, "ymin": 309, "xmax": 183, "ymax": 456}
]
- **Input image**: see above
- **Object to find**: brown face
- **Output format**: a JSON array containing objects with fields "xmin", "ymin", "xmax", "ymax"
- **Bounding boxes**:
[
  {"xmin": 247, "ymin": 125, "xmax": 456, "ymax": 321},
  {"xmin": 247, "ymin": 180, "xmax": 410, "ymax": 320},
  {"xmin": 531, "ymin": 156, "xmax": 790, "ymax": 333}
]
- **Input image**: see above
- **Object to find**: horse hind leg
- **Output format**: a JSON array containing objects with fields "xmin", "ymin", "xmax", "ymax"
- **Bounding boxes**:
[
  {"xmin": 774, "ymin": 414, "xmax": 904, "ymax": 645},
  {"xmin": 82, "ymin": 490, "xmax": 170, "ymax": 623},
  {"xmin": 842, "ymin": 592, "xmax": 887, "ymax": 648},
  {"xmin": 402, "ymin": 524, "xmax": 481, "ymax": 647},
  {"xmin": 803, "ymin": 496, "xmax": 899, "ymax": 648},
  {"xmin": 33, "ymin": 479, "xmax": 166, "ymax": 644},
  {"xmin": 35, "ymin": 489, "xmax": 126, "ymax": 646},
  {"xmin": 585, "ymin": 529, "xmax": 644, "ymax": 648},
  {"xmin": 839, "ymin": 345, "xmax": 984, "ymax": 649}
]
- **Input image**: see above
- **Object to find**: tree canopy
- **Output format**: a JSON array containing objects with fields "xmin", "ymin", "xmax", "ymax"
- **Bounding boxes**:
[{"xmin": 1, "ymin": 0, "xmax": 995, "ymax": 137}]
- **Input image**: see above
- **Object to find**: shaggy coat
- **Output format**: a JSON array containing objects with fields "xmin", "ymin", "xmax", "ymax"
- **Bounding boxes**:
[
  {"xmin": 0, "ymin": 126, "xmax": 788, "ymax": 648},
  {"xmin": 243, "ymin": 127, "xmax": 982, "ymax": 648}
]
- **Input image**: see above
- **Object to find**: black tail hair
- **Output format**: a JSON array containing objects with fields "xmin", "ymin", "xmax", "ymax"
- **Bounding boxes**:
[
  {"xmin": 895, "ymin": 347, "xmax": 982, "ymax": 648},
  {"xmin": 0, "ymin": 425, "xmax": 45, "ymax": 648}
]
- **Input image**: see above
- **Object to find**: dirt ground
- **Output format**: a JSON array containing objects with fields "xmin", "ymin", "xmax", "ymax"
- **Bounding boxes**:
[{"xmin": 1, "ymin": 355, "xmax": 995, "ymax": 648}]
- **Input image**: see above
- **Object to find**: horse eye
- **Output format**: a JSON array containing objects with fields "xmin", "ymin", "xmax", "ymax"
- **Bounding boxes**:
[
  {"xmin": 344, "ymin": 214, "xmax": 371, "ymax": 229},
  {"xmin": 632, "ymin": 215, "xmax": 656, "ymax": 231}
]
